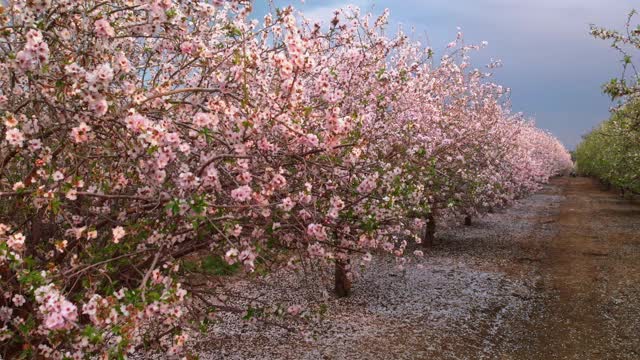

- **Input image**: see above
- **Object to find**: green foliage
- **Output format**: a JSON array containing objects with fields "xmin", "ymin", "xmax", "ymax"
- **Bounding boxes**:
[
  {"xmin": 579, "ymin": 11, "xmax": 640, "ymax": 193},
  {"xmin": 182, "ymin": 255, "xmax": 240, "ymax": 276},
  {"xmin": 575, "ymin": 100, "xmax": 640, "ymax": 193}
]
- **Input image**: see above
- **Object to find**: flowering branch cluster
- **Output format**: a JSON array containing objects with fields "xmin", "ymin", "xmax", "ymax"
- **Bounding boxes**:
[
  {"xmin": 0, "ymin": 1, "xmax": 571, "ymax": 358},
  {"xmin": 590, "ymin": 9, "xmax": 640, "ymax": 102}
]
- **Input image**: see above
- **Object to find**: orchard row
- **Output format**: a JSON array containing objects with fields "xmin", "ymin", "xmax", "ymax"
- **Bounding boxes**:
[
  {"xmin": 577, "ymin": 11, "xmax": 640, "ymax": 194},
  {"xmin": 0, "ymin": 1, "xmax": 571, "ymax": 358}
]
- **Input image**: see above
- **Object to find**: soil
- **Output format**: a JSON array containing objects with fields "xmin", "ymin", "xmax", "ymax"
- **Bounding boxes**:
[
  {"xmin": 516, "ymin": 177, "xmax": 640, "ymax": 359},
  {"xmin": 143, "ymin": 177, "xmax": 640, "ymax": 359}
]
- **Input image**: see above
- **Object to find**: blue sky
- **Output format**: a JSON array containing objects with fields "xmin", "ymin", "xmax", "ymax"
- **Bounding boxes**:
[{"xmin": 254, "ymin": 0, "xmax": 637, "ymax": 149}]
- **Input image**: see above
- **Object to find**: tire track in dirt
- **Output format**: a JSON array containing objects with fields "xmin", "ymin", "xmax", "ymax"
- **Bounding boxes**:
[{"xmin": 521, "ymin": 177, "xmax": 640, "ymax": 359}]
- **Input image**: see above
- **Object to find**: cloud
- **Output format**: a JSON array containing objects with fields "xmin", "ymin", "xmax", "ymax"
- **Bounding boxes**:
[{"xmin": 295, "ymin": 0, "xmax": 370, "ymax": 25}]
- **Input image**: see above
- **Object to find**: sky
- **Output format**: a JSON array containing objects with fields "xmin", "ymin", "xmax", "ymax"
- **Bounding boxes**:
[{"xmin": 253, "ymin": 0, "xmax": 638, "ymax": 149}]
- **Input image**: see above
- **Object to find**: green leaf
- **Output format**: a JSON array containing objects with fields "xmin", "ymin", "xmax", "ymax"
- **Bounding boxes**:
[
  {"xmin": 243, "ymin": 306, "xmax": 256, "ymax": 320},
  {"xmin": 146, "ymin": 145, "xmax": 159, "ymax": 155},
  {"xmin": 165, "ymin": 199, "xmax": 181, "ymax": 215},
  {"xmin": 166, "ymin": 8, "xmax": 177, "ymax": 19},
  {"xmin": 200, "ymin": 255, "xmax": 240, "ymax": 276},
  {"xmin": 50, "ymin": 197, "xmax": 61, "ymax": 214}
]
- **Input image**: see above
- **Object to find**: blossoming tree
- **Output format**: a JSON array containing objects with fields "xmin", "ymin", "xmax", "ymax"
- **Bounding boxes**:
[{"xmin": 0, "ymin": 1, "xmax": 571, "ymax": 358}]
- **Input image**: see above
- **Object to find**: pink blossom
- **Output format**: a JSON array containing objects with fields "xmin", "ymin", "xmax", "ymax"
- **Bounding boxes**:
[
  {"xmin": 4, "ymin": 115, "xmax": 18, "ymax": 128},
  {"xmin": 307, "ymin": 243, "xmax": 325, "ymax": 257},
  {"xmin": 153, "ymin": 169, "xmax": 167, "ymax": 183},
  {"xmin": 34, "ymin": 285, "xmax": 78, "ymax": 330},
  {"xmin": 180, "ymin": 41, "xmax": 195, "ymax": 55},
  {"xmin": 231, "ymin": 224, "xmax": 242, "ymax": 237},
  {"xmin": 0, "ymin": 224, "xmax": 8, "ymax": 236},
  {"xmin": 88, "ymin": 63, "xmax": 114, "ymax": 86},
  {"xmin": 64, "ymin": 62, "xmax": 85, "ymax": 76},
  {"xmin": 306, "ymin": 223, "xmax": 328, "ymax": 241},
  {"xmin": 287, "ymin": 305, "xmax": 303, "ymax": 316},
  {"xmin": 330, "ymin": 196, "xmax": 345, "ymax": 210},
  {"xmin": 203, "ymin": 166, "xmax": 220, "ymax": 186},
  {"xmin": 298, "ymin": 209, "xmax": 312, "ymax": 220},
  {"xmin": 164, "ymin": 132, "xmax": 180, "ymax": 144},
  {"xmin": 26, "ymin": 29, "xmax": 43, "ymax": 43},
  {"xmin": 5, "ymin": 128, "xmax": 25, "ymax": 147},
  {"xmin": 66, "ymin": 189, "xmax": 78, "ymax": 201},
  {"xmin": 231, "ymin": 185, "xmax": 252, "ymax": 202},
  {"xmin": 94, "ymin": 19, "xmax": 115, "ymax": 38},
  {"xmin": 270, "ymin": 174, "xmax": 287, "ymax": 190},
  {"xmin": 89, "ymin": 97, "xmax": 109, "ymax": 116},
  {"xmin": 328, "ymin": 196, "xmax": 345, "ymax": 218},
  {"xmin": 52, "ymin": 171, "xmax": 64, "ymax": 182},
  {"xmin": 112, "ymin": 226, "xmax": 126, "ymax": 243},
  {"xmin": 279, "ymin": 197, "xmax": 295, "ymax": 211},
  {"xmin": 239, "ymin": 249, "xmax": 257, "ymax": 271},
  {"xmin": 178, "ymin": 172, "xmax": 199, "ymax": 189},
  {"xmin": 193, "ymin": 112, "xmax": 217, "ymax": 128},
  {"xmin": 224, "ymin": 248, "xmax": 239, "ymax": 265},
  {"xmin": 12, "ymin": 294, "xmax": 26, "ymax": 307},
  {"xmin": 115, "ymin": 51, "xmax": 131, "ymax": 73},
  {"xmin": 70, "ymin": 122, "xmax": 91, "ymax": 143},
  {"xmin": 357, "ymin": 174, "xmax": 378, "ymax": 194},
  {"xmin": 236, "ymin": 171, "xmax": 252, "ymax": 184},
  {"xmin": 15, "ymin": 50, "xmax": 33, "ymax": 71},
  {"xmin": 27, "ymin": 139, "xmax": 42, "ymax": 151},
  {"xmin": 7, "ymin": 233, "xmax": 25, "ymax": 251},
  {"xmin": 0, "ymin": 307, "xmax": 13, "ymax": 322},
  {"xmin": 124, "ymin": 113, "xmax": 150, "ymax": 131},
  {"xmin": 305, "ymin": 134, "xmax": 319, "ymax": 147}
]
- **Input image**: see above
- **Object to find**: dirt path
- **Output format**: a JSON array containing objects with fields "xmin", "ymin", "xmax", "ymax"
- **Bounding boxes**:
[
  {"xmin": 149, "ymin": 177, "xmax": 640, "ymax": 360},
  {"xmin": 519, "ymin": 177, "xmax": 640, "ymax": 359}
]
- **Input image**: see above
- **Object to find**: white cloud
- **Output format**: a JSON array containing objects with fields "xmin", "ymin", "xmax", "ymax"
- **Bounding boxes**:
[{"xmin": 294, "ymin": 0, "xmax": 376, "ymax": 25}]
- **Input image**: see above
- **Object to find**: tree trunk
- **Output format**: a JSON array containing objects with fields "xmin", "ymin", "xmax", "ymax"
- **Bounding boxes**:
[
  {"xmin": 464, "ymin": 215, "xmax": 472, "ymax": 226},
  {"xmin": 422, "ymin": 212, "xmax": 436, "ymax": 248},
  {"xmin": 334, "ymin": 255, "xmax": 351, "ymax": 298},
  {"xmin": 28, "ymin": 209, "xmax": 55, "ymax": 258}
]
